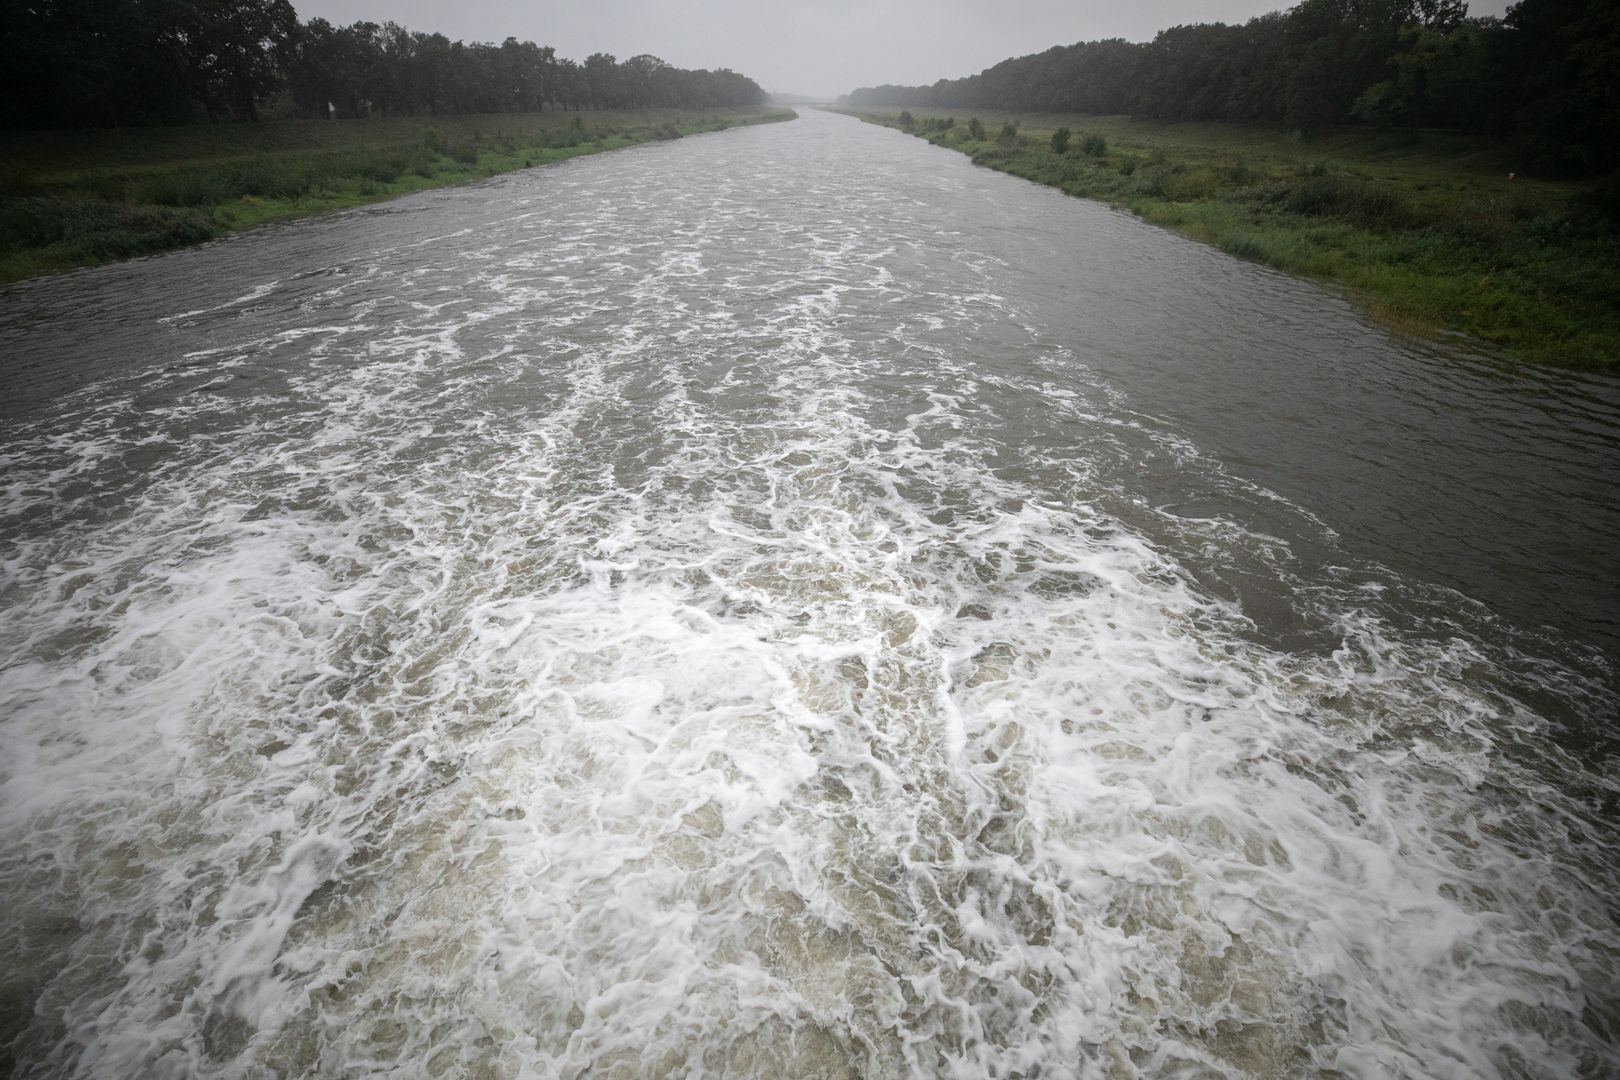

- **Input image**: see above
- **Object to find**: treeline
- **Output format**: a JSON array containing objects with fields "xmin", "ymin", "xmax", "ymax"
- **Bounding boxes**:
[
  {"xmin": 0, "ymin": 0, "xmax": 768, "ymax": 129},
  {"xmin": 846, "ymin": 0, "xmax": 1617, "ymax": 175}
]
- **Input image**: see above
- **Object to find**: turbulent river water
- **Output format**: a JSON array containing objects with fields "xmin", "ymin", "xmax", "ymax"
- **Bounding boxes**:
[{"xmin": 2, "ymin": 109, "xmax": 1618, "ymax": 1078}]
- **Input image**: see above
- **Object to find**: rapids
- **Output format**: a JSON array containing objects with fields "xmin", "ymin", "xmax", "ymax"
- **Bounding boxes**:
[{"xmin": 2, "ymin": 109, "xmax": 1617, "ymax": 1078}]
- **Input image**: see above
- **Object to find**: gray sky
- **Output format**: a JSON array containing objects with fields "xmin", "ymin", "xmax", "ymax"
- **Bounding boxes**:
[{"xmin": 294, "ymin": 0, "xmax": 1513, "ymax": 100}]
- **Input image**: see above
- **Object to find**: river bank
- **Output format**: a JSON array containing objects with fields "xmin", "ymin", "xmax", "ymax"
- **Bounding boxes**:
[
  {"xmin": 0, "ymin": 108, "xmax": 794, "ymax": 282},
  {"xmin": 845, "ymin": 108, "xmax": 1619, "ymax": 371}
]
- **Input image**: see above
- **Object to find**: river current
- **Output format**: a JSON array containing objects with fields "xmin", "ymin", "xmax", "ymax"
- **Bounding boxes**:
[{"xmin": 2, "ymin": 109, "xmax": 1617, "ymax": 1078}]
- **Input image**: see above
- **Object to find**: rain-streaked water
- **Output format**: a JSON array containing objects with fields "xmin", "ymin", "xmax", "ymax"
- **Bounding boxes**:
[{"xmin": 2, "ymin": 109, "xmax": 1617, "ymax": 1078}]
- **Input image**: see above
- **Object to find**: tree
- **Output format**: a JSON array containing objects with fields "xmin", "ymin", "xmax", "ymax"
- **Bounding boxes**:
[
  {"xmin": 583, "ymin": 52, "xmax": 619, "ymax": 109},
  {"xmin": 1, "ymin": 2, "xmax": 767, "ymax": 129},
  {"xmin": 1499, "ymin": 0, "xmax": 1620, "ymax": 174},
  {"xmin": 621, "ymin": 54, "xmax": 669, "ymax": 108},
  {"xmin": 169, "ymin": 0, "xmax": 298, "ymax": 121}
]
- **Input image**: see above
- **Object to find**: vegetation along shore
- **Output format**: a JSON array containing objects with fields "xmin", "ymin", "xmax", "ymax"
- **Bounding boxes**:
[
  {"xmin": 0, "ymin": 109, "xmax": 793, "ymax": 283},
  {"xmin": 847, "ymin": 109, "xmax": 1618, "ymax": 371},
  {"xmin": 1, "ymin": 1, "xmax": 785, "ymax": 283},
  {"xmin": 840, "ymin": 0, "xmax": 1619, "ymax": 371}
]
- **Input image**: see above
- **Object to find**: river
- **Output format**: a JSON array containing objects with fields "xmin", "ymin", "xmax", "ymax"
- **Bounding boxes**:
[{"xmin": 2, "ymin": 108, "xmax": 1617, "ymax": 1078}]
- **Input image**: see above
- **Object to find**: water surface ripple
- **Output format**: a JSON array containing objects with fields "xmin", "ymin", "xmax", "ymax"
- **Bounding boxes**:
[{"xmin": 2, "ymin": 109, "xmax": 1617, "ymax": 1078}]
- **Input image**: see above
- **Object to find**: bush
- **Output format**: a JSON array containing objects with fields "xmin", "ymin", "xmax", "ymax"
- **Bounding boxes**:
[
  {"xmin": 898, "ymin": 110, "xmax": 915, "ymax": 131},
  {"xmin": 997, "ymin": 123, "xmax": 1019, "ymax": 144},
  {"xmin": 1163, "ymin": 168, "xmax": 1220, "ymax": 200},
  {"xmin": 134, "ymin": 169, "xmax": 233, "ymax": 207},
  {"xmin": 1575, "ymin": 174, "xmax": 1620, "ymax": 234},
  {"xmin": 1275, "ymin": 175, "xmax": 1415, "ymax": 228},
  {"xmin": 1081, "ymin": 133, "xmax": 1107, "ymax": 157},
  {"xmin": 354, "ymin": 156, "xmax": 403, "ymax": 184},
  {"xmin": 1224, "ymin": 157, "xmax": 1256, "ymax": 185},
  {"xmin": 232, "ymin": 162, "xmax": 313, "ymax": 200},
  {"xmin": 967, "ymin": 117, "xmax": 985, "ymax": 140},
  {"xmin": 0, "ymin": 167, "xmax": 39, "ymax": 197},
  {"xmin": 1136, "ymin": 170, "xmax": 1169, "ymax": 197},
  {"xmin": 0, "ymin": 196, "xmax": 214, "ymax": 257},
  {"xmin": 1224, "ymin": 233, "xmax": 1266, "ymax": 260},
  {"xmin": 1051, "ymin": 127, "xmax": 1071, "ymax": 154}
]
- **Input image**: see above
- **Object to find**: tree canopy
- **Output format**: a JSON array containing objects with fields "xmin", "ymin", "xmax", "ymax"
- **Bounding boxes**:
[
  {"xmin": 845, "ymin": 0, "xmax": 1618, "ymax": 175},
  {"xmin": 0, "ymin": 0, "xmax": 767, "ymax": 129}
]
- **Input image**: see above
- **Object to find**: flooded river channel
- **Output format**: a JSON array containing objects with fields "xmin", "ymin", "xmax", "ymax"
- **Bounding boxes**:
[{"xmin": 2, "ymin": 109, "xmax": 1617, "ymax": 1077}]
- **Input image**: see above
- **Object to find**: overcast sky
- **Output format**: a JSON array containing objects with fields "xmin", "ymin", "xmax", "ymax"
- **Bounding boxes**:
[{"xmin": 294, "ymin": 0, "xmax": 1514, "ymax": 100}]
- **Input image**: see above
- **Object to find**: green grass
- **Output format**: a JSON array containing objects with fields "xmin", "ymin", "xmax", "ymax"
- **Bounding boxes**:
[
  {"xmin": 0, "ymin": 109, "xmax": 795, "ymax": 282},
  {"xmin": 848, "ymin": 109, "xmax": 1620, "ymax": 371}
]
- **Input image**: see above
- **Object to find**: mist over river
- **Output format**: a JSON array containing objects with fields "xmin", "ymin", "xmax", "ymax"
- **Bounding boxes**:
[{"xmin": 2, "ymin": 108, "xmax": 1618, "ymax": 1078}]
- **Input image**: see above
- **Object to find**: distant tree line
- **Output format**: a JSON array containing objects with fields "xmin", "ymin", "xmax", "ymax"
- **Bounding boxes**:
[
  {"xmin": 0, "ymin": 0, "xmax": 768, "ymax": 129},
  {"xmin": 846, "ymin": 0, "xmax": 1618, "ymax": 175}
]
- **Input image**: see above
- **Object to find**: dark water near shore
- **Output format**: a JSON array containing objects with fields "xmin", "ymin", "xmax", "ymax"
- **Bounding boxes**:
[{"xmin": 2, "ymin": 108, "xmax": 1617, "ymax": 1078}]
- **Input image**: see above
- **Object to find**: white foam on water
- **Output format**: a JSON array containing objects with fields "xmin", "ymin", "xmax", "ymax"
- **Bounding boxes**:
[{"xmin": 2, "ymin": 120, "xmax": 1617, "ymax": 1079}]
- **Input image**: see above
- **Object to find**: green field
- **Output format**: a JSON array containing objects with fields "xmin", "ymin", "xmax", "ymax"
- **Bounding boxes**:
[
  {"xmin": 849, "ymin": 109, "xmax": 1619, "ymax": 371},
  {"xmin": 0, "ymin": 108, "xmax": 794, "ymax": 282}
]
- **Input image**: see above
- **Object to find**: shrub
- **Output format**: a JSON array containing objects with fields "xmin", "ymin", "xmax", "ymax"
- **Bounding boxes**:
[
  {"xmin": 997, "ymin": 123, "xmax": 1019, "ymax": 144},
  {"xmin": 1224, "ymin": 157, "xmax": 1256, "ymax": 185},
  {"xmin": 1275, "ymin": 175, "xmax": 1415, "ymax": 228},
  {"xmin": 1163, "ymin": 168, "xmax": 1219, "ymax": 200},
  {"xmin": 232, "ymin": 162, "xmax": 313, "ymax": 200},
  {"xmin": 1136, "ymin": 170, "xmax": 1169, "ymax": 197},
  {"xmin": 354, "ymin": 156, "xmax": 403, "ymax": 184},
  {"xmin": 898, "ymin": 110, "xmax": 915, "ymax": 131},
  {"xmin": 1051, "ymin": 127, "xmax": 1071, "ymax": 154},
  {"xmin": 0, "ymin": 168, "xmax": 39, "ymax": 197},
  {"xmin": 134, "ymin": 169, "xmax": 232, "ymax": 207},
  {"xmin": 967, "ymin": 117, "xmax": 985, "ymax": 140},
  {"xmin": 1081, "ymin": 133, "xmax": 1107, "ymax": 157},
  {"xmin": 73, "ymin": 173, "xmax": 128, "ymax": 201},
  {"xmin": 1225, "ymin": 234, "xmax": 1266, "ymax": 260},
  {"xmin": 0, "ymin": 196, "xmax": 213, "ymax": 257},
  {"xmin": 1575, "ymin": 174, "xmax": 1620, "ymax": 234}
]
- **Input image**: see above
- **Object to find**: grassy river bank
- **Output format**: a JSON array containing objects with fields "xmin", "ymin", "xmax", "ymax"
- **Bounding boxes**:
[
  {"xmin": 0, "ymin": 108, "xmax": 794, "ymax": 283},
  {"xmin": 847, "ymin": 109, "xmax": 1619, "ymax": 371}
]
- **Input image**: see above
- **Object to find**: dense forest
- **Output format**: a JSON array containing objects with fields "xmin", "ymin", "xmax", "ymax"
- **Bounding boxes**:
[
  {"xmin": 846, "ymin": 0, "xmax": 1618, "ymax": 175},
  {"xmin": 0, "ymin": 0, "xmax": 768, "ymax": 129}
]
